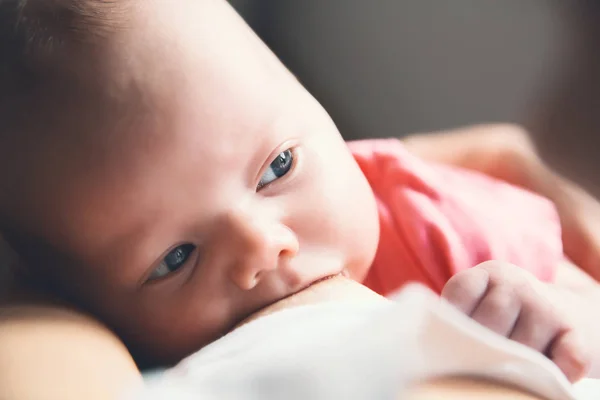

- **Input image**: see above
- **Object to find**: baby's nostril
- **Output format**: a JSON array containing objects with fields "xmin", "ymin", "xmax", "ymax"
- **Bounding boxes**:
[
  {"xmin": 279, "ymin": 247, "xmax": 296, "ymax": 260},
  {"xmin": 248, "ymin": 275, "xmax": 258, "ymax": 289}
]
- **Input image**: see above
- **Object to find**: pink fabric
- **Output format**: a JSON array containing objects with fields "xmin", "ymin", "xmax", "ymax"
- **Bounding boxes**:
[{"xmin": 349, "ymin": 139, "xmax": 562, "ymax": 296}]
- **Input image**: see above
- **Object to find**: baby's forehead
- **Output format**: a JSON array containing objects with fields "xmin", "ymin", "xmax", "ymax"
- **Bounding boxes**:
[{"xmin": 1, "ymin": 0, "xmax": 304, "ymax": 223}]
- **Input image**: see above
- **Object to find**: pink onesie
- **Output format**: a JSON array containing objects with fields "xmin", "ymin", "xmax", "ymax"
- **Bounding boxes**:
[{"xmin": 348, "ymin": 139, "xmax": 562, "ymax": 296}]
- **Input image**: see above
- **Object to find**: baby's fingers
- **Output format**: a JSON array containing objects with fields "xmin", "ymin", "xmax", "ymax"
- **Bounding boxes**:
[
  {"xmin": 442, "ymin": 268, "xmax": 522, "ymax": 337},
  {"xmin": 470, "ymin": 284, "xmax": 521, "ymax": 337},
  {"xmin": 441, "ymin": 268, "xmax": 490, "ymax": 314},
  {"xmin": 548, "ymin": 330, "xmax": 591, "ymax": 383},
  {"xmin": 509, "ymin": 296, "xmax": 560, "ymax": 354}
]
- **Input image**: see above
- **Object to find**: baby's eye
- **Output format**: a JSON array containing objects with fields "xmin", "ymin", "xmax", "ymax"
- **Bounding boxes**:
[
  {"xmin": 257, "ymin": 149, "xmax": 294, "ymax": 190},
  {"xmin": 149, "ymin": 243, "xmax": 196, "ymax": 281}
]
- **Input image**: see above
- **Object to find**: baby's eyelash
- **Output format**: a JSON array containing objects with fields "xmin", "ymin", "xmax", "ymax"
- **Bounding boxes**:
[
  {"xmin": 257, "ymin": 148, "xmax": 295, "ymax": 190},
  {"xmin": 147, "ymin": 243, "xmax": 196, "ymax": 282}
]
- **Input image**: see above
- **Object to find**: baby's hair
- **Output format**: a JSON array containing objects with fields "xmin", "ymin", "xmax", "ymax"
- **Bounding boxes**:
[
  {"xmin": 0, "ymin": 0, "xmax": 135, "ymax": 197},
  {"xmin": 0, "ymin": 0, "xmax": 132, "ymax": 138}
]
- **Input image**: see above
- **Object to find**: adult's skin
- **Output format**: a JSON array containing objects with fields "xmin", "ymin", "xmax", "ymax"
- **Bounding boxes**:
[
  {"xmin": 0, "ymin": 276, "xmax": 543, "ymax": 400},
  {"xmin": 0, "ymin": 297, "xmax": 142, "ymax": 400}
]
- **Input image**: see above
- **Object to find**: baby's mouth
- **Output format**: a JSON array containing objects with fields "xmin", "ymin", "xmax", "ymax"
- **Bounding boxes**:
[
  {"xmin": 234, "ymin": 271, "xmax": 348, "ymax": 330},
  {"xmin": 273, "ymin": 269, "xmax": 350, "ymax": 306},
  {"xmin": 306, "ymin": 271, "xmax": 345, "ymax": 289}
]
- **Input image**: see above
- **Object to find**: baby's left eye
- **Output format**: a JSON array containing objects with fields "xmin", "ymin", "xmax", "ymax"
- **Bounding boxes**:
[
  {"xmin": 257, "ymin": 149, "xmax": 294, "ymax": 190},
  {"xmin": 148, "ymin": 243, "xmax": 196, "ymax": 281}
]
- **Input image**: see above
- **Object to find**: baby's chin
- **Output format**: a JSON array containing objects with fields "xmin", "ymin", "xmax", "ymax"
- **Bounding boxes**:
[{"xmin": 236, "ymin": 275, "xmax": 386, "ymax": 329}]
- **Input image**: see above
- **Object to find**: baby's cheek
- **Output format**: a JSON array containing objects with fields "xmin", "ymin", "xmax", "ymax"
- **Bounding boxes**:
[{"xmin": 345, "ymin": 258, "xmax": 371, "ymax": 282}]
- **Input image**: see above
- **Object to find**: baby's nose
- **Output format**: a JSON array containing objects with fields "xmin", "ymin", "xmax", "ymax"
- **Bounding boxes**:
[{"xmin": 222, "ymin": 209, "xmax": 299, "ymax": 290}]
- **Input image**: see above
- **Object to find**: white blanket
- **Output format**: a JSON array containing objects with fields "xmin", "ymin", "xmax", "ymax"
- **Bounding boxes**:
[{"xmin": 129, "ymin": 284, "xmax": 600, "ymax": 400}]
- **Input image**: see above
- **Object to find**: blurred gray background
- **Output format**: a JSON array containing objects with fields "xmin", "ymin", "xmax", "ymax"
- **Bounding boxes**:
[{"xmin": 228, "ymin": 1, "xmax": 600, "ymax": 194}]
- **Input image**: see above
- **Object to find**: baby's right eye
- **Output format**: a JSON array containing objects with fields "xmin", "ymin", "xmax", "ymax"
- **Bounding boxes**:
[
  {"xmin": 257, "ymin": 149, "xmax": 294, "ymax": 190},
  {"xmin": 149, "ymin": 243, "xmax": 196, "ymax": 281}
]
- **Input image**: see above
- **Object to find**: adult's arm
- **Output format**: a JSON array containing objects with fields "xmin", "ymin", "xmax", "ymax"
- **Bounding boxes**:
[{"xmin": 0, "ymin": 291, "xmax": 141, "ymax": 400}]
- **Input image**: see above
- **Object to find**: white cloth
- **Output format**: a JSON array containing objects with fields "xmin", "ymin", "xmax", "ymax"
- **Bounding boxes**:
[{"xmin": 128, "ymin": 284, "xmax": 600, "ymax": 400}]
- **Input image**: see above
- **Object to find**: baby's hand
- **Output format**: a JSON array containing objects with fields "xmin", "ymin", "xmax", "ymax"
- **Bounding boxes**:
[{"xmin": 441, "ymin": 261, "xmax": 590, "ymax": 382}]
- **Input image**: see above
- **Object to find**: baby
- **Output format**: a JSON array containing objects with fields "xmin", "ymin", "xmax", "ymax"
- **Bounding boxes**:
[{"xmin": 0, "ymin": 0, "xmax": 599, "ymax": 383}]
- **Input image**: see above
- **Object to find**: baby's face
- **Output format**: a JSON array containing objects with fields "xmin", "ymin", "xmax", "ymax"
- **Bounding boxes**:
[{"xmin": 4, "ymin": 0, "xmax": 379, "ymax": 364}]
